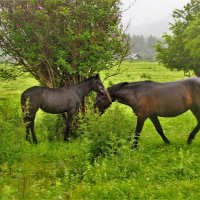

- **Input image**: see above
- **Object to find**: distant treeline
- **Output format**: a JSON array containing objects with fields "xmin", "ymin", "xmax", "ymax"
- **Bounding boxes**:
[{"xmin": 129, "ymin": 35, "xmax": 159, "ymax": 61}]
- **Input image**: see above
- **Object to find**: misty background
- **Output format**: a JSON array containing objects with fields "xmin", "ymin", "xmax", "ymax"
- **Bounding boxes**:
[
  {"xmin": 121, "ymin": 0, "xmax": 190, "ymax": 36},
  {"xmin": 121, "ymin": 0, "xmax": 190, "ymax": 60}
]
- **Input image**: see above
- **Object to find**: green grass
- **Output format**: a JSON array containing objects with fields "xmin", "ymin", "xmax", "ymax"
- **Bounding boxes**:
[
  {"xmin": 102, "ymin": 61, "xmax": 184, "ymax": 86},
  {"xmin": 1, "ymin": 61, "xmax": 200, "ymax": 200}
]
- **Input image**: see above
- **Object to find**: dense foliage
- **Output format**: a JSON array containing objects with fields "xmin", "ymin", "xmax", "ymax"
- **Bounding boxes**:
[
  {"xmin": 156, "ymin": 0, "xmax": 200, "ymax": 76},
  {"xmin": 0, "ymin": 0, "xmax": 129, "ymax": 86}
]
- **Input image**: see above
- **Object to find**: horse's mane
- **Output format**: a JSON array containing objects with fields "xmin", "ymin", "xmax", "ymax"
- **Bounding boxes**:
[
  {"xmin": 108, "ymin": 82, "xmax": 128, "ymax": 95},
  {"xmin": 108, "ymin": 80, "xmax": 155, "ymax": 95}
]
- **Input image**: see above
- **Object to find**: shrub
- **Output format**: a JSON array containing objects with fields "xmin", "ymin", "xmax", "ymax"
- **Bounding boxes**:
[{"xmin": 77, "ymin": 105, "xmax": 134, "ymax": 160}]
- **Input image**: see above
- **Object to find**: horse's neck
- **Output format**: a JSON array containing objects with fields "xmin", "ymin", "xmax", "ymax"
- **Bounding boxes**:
[
  {"xmin": 109, "ymin": 87, "xmax": 130, "ymax": 104},
  {"xmin": 76, "ymin": 80, "xmax": 92, "ymax": 99},
  {"xmin": 109, "ymin": 88, "xmax": 118, "ymax": 102}
]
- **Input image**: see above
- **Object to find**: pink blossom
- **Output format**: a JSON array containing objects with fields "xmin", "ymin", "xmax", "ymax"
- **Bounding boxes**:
[{"xmin": 37, "ymin": 5, "xmax": 44, "ymax": 10}]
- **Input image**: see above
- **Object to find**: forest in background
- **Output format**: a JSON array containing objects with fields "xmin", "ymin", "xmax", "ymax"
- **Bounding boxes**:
[{"xmin": 129, "ymin": 35, "xmax": 159, "ymax": 61}]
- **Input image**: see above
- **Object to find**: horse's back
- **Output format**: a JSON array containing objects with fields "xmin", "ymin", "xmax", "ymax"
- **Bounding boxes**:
[{"xmin": 22, "ymin": 86, "xmax": 43, "ymax": 94}]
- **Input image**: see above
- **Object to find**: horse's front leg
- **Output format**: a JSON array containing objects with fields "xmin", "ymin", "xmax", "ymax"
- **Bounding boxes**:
[
  {"xmin": 132, "ymin": 115, "xmax": 146, "ymax": 148},
  {"xmin": 24, "ymin": 116, "xmax": 37, "ymax": 144},
  {"xmin": 149, "ymin": 116, "xmax": 170, "ymax": 144}
]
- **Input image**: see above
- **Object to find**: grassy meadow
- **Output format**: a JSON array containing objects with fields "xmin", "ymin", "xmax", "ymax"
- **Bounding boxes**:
[{"xmin": 1, "ymin": 61, "xmax": 200, "ymax": 199}]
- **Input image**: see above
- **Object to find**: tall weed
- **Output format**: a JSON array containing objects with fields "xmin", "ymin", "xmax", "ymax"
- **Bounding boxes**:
[{"xmin": 0, "ymin": 100, "xmax": 24, "ymax": 164}]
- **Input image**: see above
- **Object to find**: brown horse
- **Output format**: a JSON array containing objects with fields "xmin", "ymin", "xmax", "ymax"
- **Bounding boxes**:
[
  {"xmin": 21, "ymin": 74, "xmax": 108, "ymax": 143},
  {"xmin": 95, "ymin": 77, "xmax": 200, "ymax": 148}
]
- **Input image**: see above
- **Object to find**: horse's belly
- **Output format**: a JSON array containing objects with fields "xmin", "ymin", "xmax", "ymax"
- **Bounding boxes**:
[
  {"xmin": 40, "ymin": 105, "xmax": 66, "ymax": 114},
  {"xmin": 40, "ymin": 100, "xmax": 71, "ymax": 114},
  {"xmin": 153, "ymin": 93, "xmax": 192, "ymax": 117},
  {"xmin": 156, "ymin": 106, "xmax": 189, "ymax": 117}
]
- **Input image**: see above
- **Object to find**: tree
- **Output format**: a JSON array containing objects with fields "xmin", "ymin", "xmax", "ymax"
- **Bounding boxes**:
[
  {"xmin": 183, "ymin": 13, "xmax": 200, "ymax": 75},
  {"xmin": 146, "ymin": 35, "xmax": 157, "ymax": 50},
  {"xmin": 156, "ymin": 0, "xmax": 200, "ymax": 76},
  {"xmin": 0, "ymin": 0, "xmax": 129, "ymax": 87}
]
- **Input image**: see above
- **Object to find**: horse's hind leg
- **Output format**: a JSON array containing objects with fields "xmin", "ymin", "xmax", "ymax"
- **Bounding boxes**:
[
  {"xmin": 150, "ymin": 116, "xmax": 170, "ymax": 144},
  {"xmin": 24, "ymin": 117, "xmax": 31, "ymax": 142},
  {"xmin": 21, "ymin": 95, "xmax": 38, "ymax": 144},
  {"xmin": 23, "ymin": 114, "xmax": 32, "ymax": 142},
  {"xmin": 24, "ymin": 117, "xmax": 38, "ymax": 144},
  {"xmin": 187, "ymin": 109, "xmax": 200, "ymax": 144},
  {"xmin": 30, "ymin": 119, "xmax": 37, "ymax": 144}
]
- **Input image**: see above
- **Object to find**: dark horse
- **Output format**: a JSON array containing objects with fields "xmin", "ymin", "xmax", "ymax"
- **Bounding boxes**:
[
  {"xmin": 95, "ymin": 77, "xmax": 200, "ymax": 148},
  {"xmin": 21, "ymin": 74, "xmax": 108, "ymax": 143}
]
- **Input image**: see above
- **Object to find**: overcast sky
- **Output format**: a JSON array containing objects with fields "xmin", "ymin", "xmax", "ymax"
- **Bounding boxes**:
[{"xmin": 121, "ymin": 0, "xmax": 190, "ymax": 36}]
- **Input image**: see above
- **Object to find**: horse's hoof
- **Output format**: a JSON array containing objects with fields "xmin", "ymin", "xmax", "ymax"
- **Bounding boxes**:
[
  {"xmin": 33, "ymin": 140, "xmax": 38, "ymax": 144},
  {"xmin": 165, "ymin": 141, "xmax": 170, "ymax": 145},
  {"xmin": 64, "ymin": 138, "xmax": 71, "ymax": 142},
  {"xmin": 131, "ymin": 144, "xmax": 138, "ymax": 149}
]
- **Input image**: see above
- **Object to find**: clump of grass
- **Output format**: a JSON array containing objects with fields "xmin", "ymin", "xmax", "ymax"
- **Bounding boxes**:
[{"xmin": 140, "ymin": 73, "xmax": 152, "ymax": 79}]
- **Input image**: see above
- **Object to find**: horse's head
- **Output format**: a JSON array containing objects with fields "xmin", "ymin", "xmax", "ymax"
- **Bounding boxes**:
[
  {"xmin": 91, "ymin": 74, "xmax": 105, "ymax": 92},
  {"xmin": 91, "ymin": 74, "xmax": 112, "ymax": 102},
  {"xmin": 94, "ymin": 90, "xmax": 112, "ymax": 114}
]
